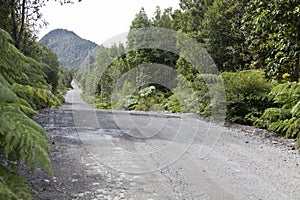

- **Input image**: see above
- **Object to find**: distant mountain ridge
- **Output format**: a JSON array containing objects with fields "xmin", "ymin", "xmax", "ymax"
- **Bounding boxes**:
[{"xmin": 39, "ymin": 29, "xmax": 98, "ymax": 69}]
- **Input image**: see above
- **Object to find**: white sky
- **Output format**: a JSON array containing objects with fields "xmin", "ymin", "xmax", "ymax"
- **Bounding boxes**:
[{"xmin": 39, "ymin": 0, "xmax": 180, "ymax": 45}]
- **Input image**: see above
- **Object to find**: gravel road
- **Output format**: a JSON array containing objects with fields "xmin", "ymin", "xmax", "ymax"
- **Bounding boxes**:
[{"xmin": 26, "ymin": 83, "xmax": 300, "ymax": 200}]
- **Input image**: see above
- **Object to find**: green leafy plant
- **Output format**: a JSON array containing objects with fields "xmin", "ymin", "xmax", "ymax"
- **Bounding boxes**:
[
  {"xmin": 135, "ymin": 85, "xmax": 165, "ymax": 111},
  {"xmin": 222, "ymin": 70, "xmax": 273, "ymax": 124},
  {"xmin": 255, "ymin": 82, "xmax": 300, "ymax": 141},
  {"xmin": 0, "ymin": 75, "xmax": 52, "ymax": 199},
  {"xmin": 0, "ymin": 165, "xmax": 35, "ymax": 200},
  {"xmin": 12, "ymin": 83, "xmax": 61, "ymax": 110},
  {"xmin": 242, "ymin": 0, "xmax": 300, "ymax": 81},
  {"xmin": 0, "ymin": 28, "xmax": 53, "ymax": 199}
]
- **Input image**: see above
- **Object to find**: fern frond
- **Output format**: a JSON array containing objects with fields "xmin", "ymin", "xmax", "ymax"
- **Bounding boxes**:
[
  {"xmin": 0, "ymin": 165, "xmax": 35, "ymax": 200},
  {"xmin": 0, "ymin": 28, "xmax": 55, "ymax": 200},
  {"xmin": 291, "ymin": 101, "xmax": 300, "ymax": 117},
  {"xmin": 12, "ymin": 83, "xmax": 61, "ymax": 110}
]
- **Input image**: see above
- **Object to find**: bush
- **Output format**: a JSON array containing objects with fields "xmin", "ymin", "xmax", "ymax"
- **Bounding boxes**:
[{"xmin": 222, "ymin": 70, "xmax": 273, "ymax": 124}]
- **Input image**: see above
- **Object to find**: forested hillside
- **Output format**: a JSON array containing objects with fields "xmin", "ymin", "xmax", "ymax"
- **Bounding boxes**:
[
  {"xmin": 76, "ymin": 1, "xmax": 300, "ymax": 146},
  {"xmin": 40, "ymin": 29, "xmax": 99, "ymax": 69},
  {"xmin": 0, "ymin": 0, "xmax": 74, "ymax": 199}
]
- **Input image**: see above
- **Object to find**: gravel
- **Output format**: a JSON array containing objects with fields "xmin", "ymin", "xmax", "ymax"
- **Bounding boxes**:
[{"xmin": 19, "ymin": 85, "xmax": 300, "ymax": 200}]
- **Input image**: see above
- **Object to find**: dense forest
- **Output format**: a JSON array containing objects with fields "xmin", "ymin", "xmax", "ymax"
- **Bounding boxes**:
[
  {"xmin": 40, "ymin": 29, "xmax": 99, "ymax": 69},
  {"xmin": 76, "ymin": 0, "xmax": 300, "ymax": 147},
  {"xmin": 0, "ymin": 0, "xmax": 73, "ymax": 199}
]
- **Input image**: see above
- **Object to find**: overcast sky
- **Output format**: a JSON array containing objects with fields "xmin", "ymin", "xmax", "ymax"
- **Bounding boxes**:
[{"xmin": 39, "ymin": 0, "xmax": 180, "ymax": 45}]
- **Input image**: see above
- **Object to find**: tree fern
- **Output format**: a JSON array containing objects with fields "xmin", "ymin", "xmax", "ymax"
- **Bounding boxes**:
[
  {"xmin": 0, "ymin": 29, "xmax": 47, "ymax": 88},
  {"xmin": 0, "ymin": 75, "xmax": 52, "ymax": 171},
  {"xmin": 1, "ymin": 28, "xmax": 54, "ymax": 199},
  {"xmin": 0, "ymin": 75, "xmax": 52, "ymax": 199}
]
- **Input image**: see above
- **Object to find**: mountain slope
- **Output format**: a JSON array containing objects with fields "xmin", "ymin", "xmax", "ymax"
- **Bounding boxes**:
[{"xmin": 39, "ymin": 29, "xmax": 98, "ymax": 69}]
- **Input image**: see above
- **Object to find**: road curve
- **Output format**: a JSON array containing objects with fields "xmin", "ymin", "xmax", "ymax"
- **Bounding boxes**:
[{"xmin": 34, "ymin": 83, "xmax": 300, "ymax": 200}]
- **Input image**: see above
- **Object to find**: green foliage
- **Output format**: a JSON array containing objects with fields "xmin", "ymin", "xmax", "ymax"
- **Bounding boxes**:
[
  {"xmin": 222, "ymin": 70, "xmax": 273, "ymax": 124},
  {"xmin": 177, "ymin": 0, "xmax": 214, "ymax": 41},
  {"xmin": 0, "ymin": 74, "xmax": 52, "ymax": 199},
  {"xmin": 0, "ymin": 165, "xmax": 35, "ymax": 200},
  {"xmin": 202, "ymin": 0, "xmax": 248, "ymax": 71},
  {"xmin": 242, "ymin": 0, "xmax": 300, "ymax": 81},
  {"xmin": 135, "ymin": 86, "xmax": 165, "ymax": 111},
  {"xmin": 0, "ymin": 29, "xmax": 63, "ymax": 110},
  {"xmin": 12, "ymin": 83, "xmax": 61, "ymax": 110},
  {"xmin": 255, "ymin": 82, "xmax": 300, "ymax": 139},
  {"xmin": 153, "ymin": 7, "xmax": 174, "ymax": 29},
  {"xmin": 0, "ymin": 28, "xmax": 54, "ymax": 199},
  {"xmin": 126, "ymin": 8, "xmax": 178, "ymax": 70},
  {"xmin": 37, "ymin": 45, "xmax": 61, "ymax": 93},
  {"xmin": 165, "ymin": 74, "xmax": 198, "ymax": 113},
  {"xmin": 94, "ymin": 98, "xmax": 112, "ymax": 110},
  {"xmin": 75, "ymin": 1, "xmax": 300, "ymax": 147},
  {"xmin": 130, "ymin": 8, "xmax": 152, "ymax": 29},
  {"xmin": 112, "ymin": 85, "xmax": 166, "ymax": 111},
  {"xmin": 113, "ymin": 95, "xmax": 138, "ymax": 110},
  {"xmin": 56, "ymin": 67, "xmax": 74, "ymax": 102}
]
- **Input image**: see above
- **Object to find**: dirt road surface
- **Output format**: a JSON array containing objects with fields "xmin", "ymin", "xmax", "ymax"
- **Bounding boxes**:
[{"xmin": 26, "ymin": 84, "xmax": 300, "ymax": 200}]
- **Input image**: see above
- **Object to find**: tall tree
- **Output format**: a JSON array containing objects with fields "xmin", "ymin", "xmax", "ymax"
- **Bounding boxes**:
[
  {"xmin": 177, "ymin": 0, "xmax": 214, "ymax": 42},
  {"xmin": 201, "ymin": 0, "xmax": 248, "ymax": 71},
  {"xmin": 126, "ymin": 8, "xmax": 152, "ymax": 69},
  {"xmin": 152, "ymin": 6, "xmax": 173, "ymax": 29}
]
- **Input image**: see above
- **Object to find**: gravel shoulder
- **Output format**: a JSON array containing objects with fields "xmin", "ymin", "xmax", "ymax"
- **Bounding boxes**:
[{"xmin": 22, "ymin": 85, "xmax": 300, "ymax": 200}]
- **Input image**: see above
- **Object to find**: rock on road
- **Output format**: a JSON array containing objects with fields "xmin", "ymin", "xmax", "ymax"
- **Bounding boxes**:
[{"xmin": 29, "ymin": 83, "xmax": 300, "ymax": 200}]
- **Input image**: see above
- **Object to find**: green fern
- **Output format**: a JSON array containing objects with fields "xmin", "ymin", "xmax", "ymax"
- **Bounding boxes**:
[
  {"xmin": 222, "ymin": 70, "xmax": 273, "ymax": 124},
  {"xmin": 270, "ymin": 82, "xmax": 300, "ymax": 107},
  {"xmin": 1, "ymin": 28, "xmax": 54, "ymax": 199},
  {"xmin": 256, "ymin": 82, "xmax": 300, "ymax": 140},
  {"xmin": 0, "ymin": 75, "xmax": 52, "ymax": 199},
  {"xmin": 0, "ymin": 29, "xmax": 47, "ymax": 89},
  {"xmin": 268, "ymin": 117, "xmax": 300, "ymax": 139},
  {"xmin": 0, "ymin": 165, "xmax": 35, "ymax": 200},
  {"xmin": 0, "ymin": 76, "xmax": 52, "ymax": 172},
  {"xmin": 12, "ymin": 83, "xmax": 61, "ymax": 110}
]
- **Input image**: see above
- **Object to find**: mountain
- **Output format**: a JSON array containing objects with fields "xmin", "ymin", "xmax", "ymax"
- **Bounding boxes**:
[{"xmin": 39, "ymin": 29, "xmax": 98, "ymax": 69}]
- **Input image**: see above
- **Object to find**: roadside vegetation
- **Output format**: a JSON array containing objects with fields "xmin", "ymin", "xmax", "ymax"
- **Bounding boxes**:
[
  {"xmin": 0, "ymin": 0, "xmax": 299, "ymax": 199},
  {"xmin": 76, "ymin": 0, "xmax": 300, "ymax": 147},
  {"xmin": 0, "ymin": 0, "xmax": 74, "ymax": 199}
]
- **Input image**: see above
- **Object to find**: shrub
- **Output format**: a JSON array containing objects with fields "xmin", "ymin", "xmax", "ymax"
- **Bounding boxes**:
[{"xmin": 222, "ymin": 70, "xmax": 273, "ymax": 124}]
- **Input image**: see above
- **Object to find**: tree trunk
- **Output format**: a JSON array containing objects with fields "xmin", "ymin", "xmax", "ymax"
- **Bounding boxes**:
[
  {"xmin": 16, "ymin": 0, "xmax": 26, "ymax": 49},
  {"xmin": 10, "ymin": 0, "xmax": 19, "ymax": 48},
  {"xmin": 10, "ymin": 0, "xmax": 26, "ymax": 49}
]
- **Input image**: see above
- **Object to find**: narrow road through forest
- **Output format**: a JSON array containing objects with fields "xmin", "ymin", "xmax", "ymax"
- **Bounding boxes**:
[{"xmin": 27, "ymin": 83, "xmax": 300, "ymax": 200}]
